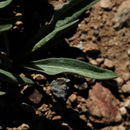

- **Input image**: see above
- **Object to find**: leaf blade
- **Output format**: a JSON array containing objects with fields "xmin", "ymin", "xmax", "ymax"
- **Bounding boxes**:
[
  {"xmin": 0, "ymin": 0, "xmax": 12, "ymax": 9},
  {"xmin": 0, "ymin": 69, "xmax": 34, "ymax": 84},
  {"xmin": 24, "ymin": 58, "xmax": 117, "ymax": 80},
  {"xmin": 53, "ymin": 0, "xmax": 100, "ymax": 28},
  {"xmin": 0, "ymin": 91, "xmax": 6, "ymax": 96},
  {"xmin": 31, "ymin": 20, "xmax": 78, "ymax": 53},
  {"xmin": 0, "ymin": 24, "xmax": 12, "ymax": 32}
]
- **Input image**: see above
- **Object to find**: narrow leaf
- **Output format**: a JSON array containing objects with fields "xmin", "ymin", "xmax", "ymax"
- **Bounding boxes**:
[
  {"xmin": 31, "ymin": 20, "xmax": 78, "ymax": 53},
  {"xmin": 0, "ymin": 0, "xmax": 12, "ymax": 9},
  {"xmin": 52, "ymin": 0, "xmax": 100, "ymax": 28},
  {"xmin": 0, "ymin": 91, "xmax": 6, "ymax": 96},
  {"xmin": 24, "ymin": 58, "xmax": 117, "ymax": 80},
  {"xmin": 0, "ymin": 24, "xmax": 12, "ymax": 32},
  {"xmin": 0, "ymin": 69, "xmax": 34, "ymax": 84},
  {"xmin": 28, "ymin": 0, "xmax": 99, "ymax": 54}
]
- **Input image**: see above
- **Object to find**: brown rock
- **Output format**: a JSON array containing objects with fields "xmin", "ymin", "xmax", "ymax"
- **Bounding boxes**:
[
  {"xmin": 100, "ymin": 0, "xmax": 114, "ymax": 10},
  {"xmin": 79, "ymin": 114, "xmax": 87, "ymax": 122},
  {"xmin": 96, "ymin": 58, "xmax": 104, "ymax": 64},
  {"xmin": 86, "ymin": 83, "xmax": 122, "ymax": 124},
  {"xmin": 7, "ymin": 123, "xmax": 30, "ymax": 130},
  {"xmin": 31, "ymin": 73, "xmax": 46, "ymax": 81},
  {"xmin": 103, "ymin": 59, "xmax": 114, "ymax": 68},
  {"xmin": 52, "ymin": 115, "xmax": 62, "ymax": 120},
  {"xmin": 123, "ymin": 97, "xmax": 130, "ymax": 109},
  {"xmin": 17, "ymin": 123, "xmax": 30, "ymax": 130},
  {"xmin": 15, "ymin": 21, "xmax": 23, "ymax": 26},
  {"xmin": 28, "ymin": 89, "xmax": 43, "ymax": 104},
  {"xmin": 15, "ymin": 13, "xmax": 22, "ymax": 17},
  {"xmin": 122, "ymin": 72, "xmax": 130, "ymax": 81},
  {"xmin": 121, "ymin": 81, "xmax": 130, "ymax": 93},
  {"xmin": 83, "ymin": 42, "xmax": 99, "ymax": 53},
  {"xmin": 127, "ymin": 49, "xmax": 130, "ymax": 56},
  {"xmin": 101, "ymin": 125, "xmax": 125, "ymax": 130},
  {"xmin": 69, "ymin": 94, "xmax": 77, "ymax": 103},
  {"xmin": 89, "ymin": 58, "xmax": 98, "ymax": 65},
  {"xmin": 114, "ymin": 77, "xmax": 124, "ymax": 87}
]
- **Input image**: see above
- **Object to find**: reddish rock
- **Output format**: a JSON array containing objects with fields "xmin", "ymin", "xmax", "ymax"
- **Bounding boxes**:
[
  {"xmin": 86, "ymin": 83, "xmax": 122, "ymax": 124},
  {"xmin": 29, "ymin": 89, "xmax": 43, "ymax": 104}
]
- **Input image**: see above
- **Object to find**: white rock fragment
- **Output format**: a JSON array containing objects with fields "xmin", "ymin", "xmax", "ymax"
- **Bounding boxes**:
[
  {"xmin": 120, "ymin": 107, "xmax": 127, "ymax": 116},
  {"xmin": 100, "ymin": 0, "xmax": 114, "ymax": 10}
]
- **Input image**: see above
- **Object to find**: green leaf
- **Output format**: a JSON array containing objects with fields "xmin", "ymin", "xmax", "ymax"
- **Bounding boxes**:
[
  {"xmin": 52, "ymin": 0, "xmax": 100, "ymax": 28},
  {"xmin": 30, "ymin": 0, "xmax": 99, "ymax": 52},
  {"xmin": 0, "ymin": 0, "xmax": 12, "ymax": 9},
  {"xmin": 24, "ymin": 58, "xmax": 117, "ymax": 80},
  {"xmin": 0, "ymin": 24, "xmax": 12, "ymax": 32},
  {"xmin": 0, "ymin": 69, "xmax": 34, "ymax": 84},
  {"xmin": 0, "ymin": 91, "xmax": 6, "ymax": 96},
  {"xmin": 31, "ymin": 20, "xmax": 78, "ymax": 53}
]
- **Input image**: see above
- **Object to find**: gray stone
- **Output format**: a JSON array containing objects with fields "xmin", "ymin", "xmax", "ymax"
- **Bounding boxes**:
[{"xmin": 113, "ymin": 0, "xmax": 130, "ymax": 29}]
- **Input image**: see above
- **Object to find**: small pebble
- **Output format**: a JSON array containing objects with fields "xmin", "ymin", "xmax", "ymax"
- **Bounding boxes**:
[
  {"xmin": 121, "ymin": 81, "xmax": 130, "ymax": 93},
  {"xmin": 101, "ymin": 125, "xmax": 125, "ymax": 130},
  {"xmin": 51, "ymin": 78, "xmax": 70, "ymax": 100},
  {"xmin": 89, "ymin": 58, "xmax": 98, "ymax": 65},
  {"xmin": 80, "ymin": 114, "xmax": 87, "ymax": 122},
  {"xmin": 52, "ymin": 115, "xmax": 62, "ymax": 120},
  {"xmin": 103, "ymin": 59, "xmax": 114, "ymax": 68},
  {"xmin": 114, "ymin": 77, "xmax": 124, "ymax": 87},
  {"xmin": 15, "ymin": 21, "xmax": 23, "ymax": 26},
  {"xmin": 31, "ymin": 74, "xmax": 46, "ymax": 81},
  {"xmin": 123, "ymin": 99, "xmax": 130, "ymax": 109},
  {"xmin": 100, "ymin": 0, "xmax": 114, "ymax": 10},
  {"xmin": 69, "ymin": 94, "xmax": 77, "ymax": 103},
  {"xmin": 0, "ymin": 126, "xmax": 3, "ymax": 130},
  {"xmin": 74, "ymin": 82, "xmax": 88, "ymax": 90},
  {"xmin": 120, "ymin": 107, "xmax": 127, "ymax": 116},
  {"xmin": 96, "ymin": 58, "xmax": 104, "ymax": 64},
  {"xmin": 15, "ymin": 12, "xmax": 22, "ymax": 17},
  {"xmin": 127, "ymin": 49, "xmax": 130, "ymax": 56},
  {"xmin": 29, "ymin": 89, "xmax": 43, "ymax": 104},
  {"xmin": 122, "ymin": 73, "xmax": 130, "ymax": 81}
]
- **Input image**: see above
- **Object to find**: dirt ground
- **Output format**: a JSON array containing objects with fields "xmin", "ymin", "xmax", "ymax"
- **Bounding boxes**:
[{"xmin": 2, "ymin": 0, "xmax": 130, "ymax": 129}]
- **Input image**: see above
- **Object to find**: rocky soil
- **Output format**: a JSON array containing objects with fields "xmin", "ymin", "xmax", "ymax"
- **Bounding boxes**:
[{"xmin": 1, "ymin": 0, "xmax": 130, "ymax": 130}]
